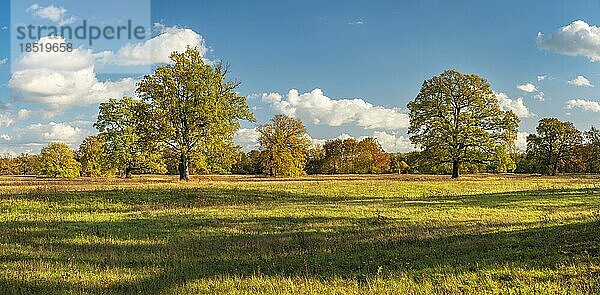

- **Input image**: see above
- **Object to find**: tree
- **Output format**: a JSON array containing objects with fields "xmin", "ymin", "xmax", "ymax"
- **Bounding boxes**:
[
  {"xmin": 15, "ymin": 153, "xmax": 40, "ymax": 175},
  {"xmin": 355, "ymin": 137, "xmax": 390, "ymax": 173},
  {"xmin": 257, "ymin": 115, "xmax": 311, "ymax": 177},
  {"xmin": 95, "ymin": 97, "xmax": 166, "ymax": 178},
  {"xmin": 583, "ymin": 127, "xmax": 600, "ymax": 173},
  {"xmin": 38, "ymin": 142, "xmax": 80, "ymax": 178},
  {"xmin": 77, "ymin": 135, "xmax": 111, "ymax": 177},
  {"xmin": 526, "ymin": 118, "xmax": 582, "ymax": 176},
  {"xmin": 408, "ymin": 69, "xmax": 519, "ymax": 178},
  {"xmin": 305, "ymin": 145, "xmax": 325, "ymax": 174},
  {"xmin": 0, "ymin": 154, "xmax": 18, "ymax": 175},
  {"xmin": 136, "ymin": 47, "xmax": 254, "ymax": 180},
  {"xmin": 321, "ymin": 138, "xmax": 360, "ymax": 174},
  {"xmin": 320, "ymin": 137, "xmax": 390, "ymax": 174}
]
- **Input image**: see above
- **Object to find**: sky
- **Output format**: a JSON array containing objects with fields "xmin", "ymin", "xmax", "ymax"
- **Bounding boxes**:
[{"xmin": 1, "ymin": 0, "xmax": 600, "ymax": 155}]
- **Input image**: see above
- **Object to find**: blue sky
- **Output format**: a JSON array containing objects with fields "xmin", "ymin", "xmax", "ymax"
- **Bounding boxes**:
[{"xmin": 1, "ymin": 0, "xmax": 600, "ymax": 154}]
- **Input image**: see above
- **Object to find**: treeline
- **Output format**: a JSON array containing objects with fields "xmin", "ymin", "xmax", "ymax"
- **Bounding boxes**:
[
  {"xmin": 1, "ymin": 116, "xmax": 597, "ymax": 178},
  {"xmin": 1, "ymin": 52, "xmax": 597, "ymax": 179}
]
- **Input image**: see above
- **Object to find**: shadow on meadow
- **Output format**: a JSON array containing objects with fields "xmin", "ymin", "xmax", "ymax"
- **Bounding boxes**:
[{"xmin": 0, "ymin": 187, "xmax": 599, "ymax": 294}]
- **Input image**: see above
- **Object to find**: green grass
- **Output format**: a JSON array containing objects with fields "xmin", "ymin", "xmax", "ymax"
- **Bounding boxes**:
[{"xmin": 0, "ymin": 174, "xmax": 599, "ymax": 294}]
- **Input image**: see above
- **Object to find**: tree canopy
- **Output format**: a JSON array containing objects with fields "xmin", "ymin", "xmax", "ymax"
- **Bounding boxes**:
[
  {"xmin": 38, "ymin": 142, "xmax": 80, "ymax": 178},
  {"xmin": 95, "ymin": 97, "xmax": 166, "ymax": 178},
  {"xmin": 257, "ymin": 115, "xmax": 311, "ymax": 177},
  {"xmin": 136, "ymin": 47, "xmax": 254, "ymax": 180},
  {"xmin": 321, "ymin": 137, "xmax": 390, "ymax": 174},
  {"xmin": 77, "ymin": 135, "xmax": 111, "ymax": 177},
  {"xmin": 526, "ymin": 118, "xmax": 583, "ymax": 175},
  {"xmin": 408, "ymin": 69, "xmax": 519, "ymax": 178}
]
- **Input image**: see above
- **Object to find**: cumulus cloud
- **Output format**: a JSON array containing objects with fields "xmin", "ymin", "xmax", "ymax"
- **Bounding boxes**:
[
  {"xmin": 537, "ymin": 75, "xmax": 547, "ymax": 81},
  {"xmin": 262, "ymin": 89, "xmax": 409, "ymax": 130},
  {"xmin": 517, "ymin": 83, "xmax": 537, "ymax": 93},
  {"xmin": 516, "ymin": 132, "xmax": 528, "ymax": 151},
  {"xmin": 495, "ymin": 92, "xmax": 532, "ymax": 118},
  {"xmin": 565, "ymin": 99, "xmax": 600, "ymax": 112},
  {"xmin": 0, "ymin": 58, "xmax": 7, "ymax": 65},
  {"xmin": 568, "ymin": 75, "xmax": 594, "ymax": 87},
  {"xmin": 234, "ymin": 128, "xmax": 261, "ymax": 151},
  {"xmin": 27, "ymin": 4, "xmax": 76, "ymax": 25},
  {"xmin": 15, "ymin": 122, "xmax": 88, "ymax": 146},
  {"xmin": 9, "ymin": 36, "xmax": 136, "ymax": 106},
  {"xmin": 0, "ymin": 134, "xmax": 11, "ymax": 141},
  {"xmin": 309, "ymin": 133, "xmax": 353, "ymax": 147},
  {"xmin": 371, "ymin": 131, "xmax": 414, "ymax": 153},
  {"xmin": 537, "ymin": 20, "xmax": 600, "ymax": 62},
  {"xmin": 95, "ymin": 26, "xmax": 207, "ymax": 66}
]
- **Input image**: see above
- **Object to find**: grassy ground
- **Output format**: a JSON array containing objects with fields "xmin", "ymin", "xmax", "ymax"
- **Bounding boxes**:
[{"xmin": 0, "ymin": 174, "xmax": 599, "ymax": 294}]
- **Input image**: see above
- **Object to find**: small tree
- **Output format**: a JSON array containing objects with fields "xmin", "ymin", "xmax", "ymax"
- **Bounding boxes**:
[
  {"xmin": 38, "ymin": 142, "xmax": 80, "ymax": 178},
  {"xmin": 408, "ymin": 70, "xmax": 519, "ymax": 178},
  {"xmin": 95, "ymin": 97, "xmax": 166, "ymax": 178},
  {"xmin": 583, "ymin": 127, "xmax": 600, "ymax": 173},
  {"xmin": 526, "ymin": 118, "xmax": 582, "ymax": 175},
  {"xmin": 355, "ymin": 137, "xmax": 390, "ymax": 173},
  {"xmin": 0, "ymin": 154, "xmax": 18, "ymax": 175},
  {"xmin": 15, "ymin": 153, "xmax": 40, "ymax": 175},
  {"xmin": 77, "ymin": 135, "xmax": 111, "ymax": 177},
  {"xmin": 257, "ymin": 115, "xmax": 311, "ymax": 177}
]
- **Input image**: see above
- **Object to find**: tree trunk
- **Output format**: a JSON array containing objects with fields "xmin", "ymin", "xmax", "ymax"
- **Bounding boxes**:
[
  {"xmin": 125, "ymin": 167, "xmax": 133, "ymax": 178},
  {"xmin": 451, "ymin": 160, "xmax": 460, "ymax": 179},
  {"xmin": 179, "ymin": 154, "xmax": 189, "ymax": 181},
  {"xmin": 552, "ymin": 161, "xmax": 558, "ymax": 176}
]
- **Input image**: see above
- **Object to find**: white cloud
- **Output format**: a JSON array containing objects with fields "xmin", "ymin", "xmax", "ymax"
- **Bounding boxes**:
[
  {"xmin": 565, "ymin": 99, "xmax": 600, "ymax": 112},
  {"xmin": 0, "ymin": 58, "xmax": 7, "ymax": 65},
  {"xmin": 517, "ymin": 83, "xmax": 537, "ymax": 93},
  {"xmin": 95, "ymin": 27, "xmax": 207, "ymax": 66},
  {"xmin": 234, "ymin": 128, "xmax": 260, "ymax": 151},
  {"xmin": 27, "ymin": 4, "xmax": 76, "ymax": 25},
  {"xmin": 16, "ymin": 109, "xmax": 32, "ymax": 120},
  {"xmin": 537, "ymin": 20, "xmax": 600, "ymax": 62},
  {"xmin": 372, "ymin": 131, "xmax": 414, "ymax": 153},
  {"xmin": 348, "ymin": 20, "xmax": 365, "ymax": 25},
  {"xmin": 0, "ymin": 134, "xmax": 11, "ymax": 141},
  {"xmin": 495, "ymin": 92, "xmax": 532, "ymax": 118},
  {"xmin": 533, "ymin": 91, "xmax": 545, "ymax": 101},
  {"xmin": 0, "ymin": 113, "xmax": 14, "ymax": 127},
  {"xmin": 516, "ymin": 132, "xmax": 528, "ymax": 151},
  {"xmin": 262, "ymin": 89, "xmax": 409, "ymax": 130},
  {"xmin": 0, "ymin": 109, "xmax": 35, "ymax": 127},
  {"xmin": 9, "ymin": 36, "xmax": 136, "ymax": 107},
  {"xmin": 15, "ymin": 122, "xmax": 88, "ymax": 146},
  {"xmin": 567, "ymin": 75, "xmax": 594, "ymax": 87},
  {"xmin": 309, "ymin": 133, "xmax": 353, "ymax": 147},
  {"xmin": 537, "ymin": 75, "xmax": 547, "ymax": 81}
]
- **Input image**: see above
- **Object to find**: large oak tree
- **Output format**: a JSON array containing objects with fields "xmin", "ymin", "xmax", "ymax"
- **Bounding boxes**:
[
  {"xmin": 136, "ymin": 47, "xmax": 254, "ymax": 180},
  {"xmin": 408, "ymin": 70, "xmax": 519, "ymax": 178}
]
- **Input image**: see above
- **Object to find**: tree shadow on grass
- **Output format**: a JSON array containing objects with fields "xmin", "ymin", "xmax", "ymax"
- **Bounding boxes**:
[
  {"xmin": 0, "ymin": 212, "xmax": 598, "ymax": 294},
  {"xmin": 1, "ymin": 186, "xmax": 600, "ymax": 293},
  {"xmin": 6, "ymin": 184, "xmax": 600, "ymax": 210}
]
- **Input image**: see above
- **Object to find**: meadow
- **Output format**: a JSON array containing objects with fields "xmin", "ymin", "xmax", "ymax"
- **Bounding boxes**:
[{"xmin": 0, "ymin": 174, "xmax": 599, "ymax": 294}]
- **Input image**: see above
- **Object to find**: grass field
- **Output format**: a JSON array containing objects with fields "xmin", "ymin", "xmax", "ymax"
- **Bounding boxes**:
[{"xmin": 0, "ymin": 174, "xmax": 599, "ymax": 294}]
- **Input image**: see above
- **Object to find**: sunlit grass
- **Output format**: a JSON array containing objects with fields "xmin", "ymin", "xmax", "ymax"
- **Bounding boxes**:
[{"xmin": 0, "ymin": 174, "xmax": 598, "ymax": 294}]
